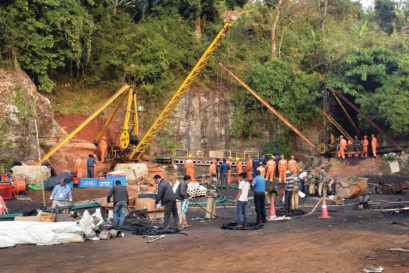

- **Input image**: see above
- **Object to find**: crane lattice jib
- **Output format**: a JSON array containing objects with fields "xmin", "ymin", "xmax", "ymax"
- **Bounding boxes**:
[{"xmin": 128, "ymin": 22, "xmax": 232, "ymax": 160}]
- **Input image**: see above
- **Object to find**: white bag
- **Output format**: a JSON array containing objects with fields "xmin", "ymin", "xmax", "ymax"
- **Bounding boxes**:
[{"xmin": 298, "ymin": 191, "xmax": 306, "ymax": 198}]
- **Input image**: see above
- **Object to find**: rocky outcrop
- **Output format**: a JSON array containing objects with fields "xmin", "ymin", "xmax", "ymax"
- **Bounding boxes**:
[
  {"xmin": 0, "ymin": 68, "xmax": 98, "ymax": 173},
  {"xmin": 0, "ymin": 68, "xmax": 61, "ymax": 170}
]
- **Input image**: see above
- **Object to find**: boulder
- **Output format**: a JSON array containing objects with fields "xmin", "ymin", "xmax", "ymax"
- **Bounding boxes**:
[
  {"xmin": 114, "ymin": 163, "xmax": 148, "ymax": 184},
  {"xmin": 12, "ymin": 165, "xmax": 51, "ymax": 185}
]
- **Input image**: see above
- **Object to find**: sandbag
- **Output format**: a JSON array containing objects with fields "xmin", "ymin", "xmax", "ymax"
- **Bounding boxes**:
[{"xmin": 44, "ymin": 172, "xmax": 73, "ymax": 190}]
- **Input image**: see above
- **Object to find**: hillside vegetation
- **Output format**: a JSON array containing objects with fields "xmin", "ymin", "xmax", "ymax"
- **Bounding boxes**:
[{"xmin": 1, "ymin": 0, "xmax": 409, "ymax": 147}]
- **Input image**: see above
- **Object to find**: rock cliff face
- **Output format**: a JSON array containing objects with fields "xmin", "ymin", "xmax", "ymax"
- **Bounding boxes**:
[
  {"xmin": 163, "ymin": 82, "xmax": 320, "ymax": 155},
  {"xmin": 0, "ymin": 68, "xmax": 60, "ymax": 169}
]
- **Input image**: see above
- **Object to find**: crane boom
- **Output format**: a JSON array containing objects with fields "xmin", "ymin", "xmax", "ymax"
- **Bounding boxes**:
[{"xmin": 128, "ymin": 22, "xmax": 232, "ymax": 160}]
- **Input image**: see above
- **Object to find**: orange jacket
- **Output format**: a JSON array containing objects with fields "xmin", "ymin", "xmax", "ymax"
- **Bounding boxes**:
[
  {"xmin": 288, "ymin": 159, "xmax": 298, "ymax": 171},
  {"xmin": 278, "ymin": 159, "xmax": 287, "ymax": 171},
  {"xmin": 372, "ymin": 137, "xmax": 377, "ymax": 147},
  {"xmin": 75, "ymin": 158, "xmax": 83, "ymax": 178},
  {"xmin": 236, "ymin": 161, "xmax": 243, "ymax": 173},
  {"xmin": 347, "ymin": 140, "xmax": 352, "ymax": 145},
  {"xmin": 257, "ymin": 166, "xmax": 265, "ymax": 177},
  {"xmin": 266, "ymin": 160, "xmax": 276, "ymax": 171},
  {"xmin": 185, "ymin": 159, "xmax": 194, "ymax": 169},
  {"xmin": 340, "ymin": 139, "xmax": 347, "ymax": 148},
  {"xmin": 100, "ymin": 140, "xmax": 108, "ymax": 153},
  {"xmin": 363, "ymin": 139, "xmax": 369, "ymax": 147},
  {"xmin": 245, "ymin": 159, "xmax": 253, "ymax": 172},
  {"xmin": 209, "ymin": 163, "xmax": 216, "ymax": 176}
]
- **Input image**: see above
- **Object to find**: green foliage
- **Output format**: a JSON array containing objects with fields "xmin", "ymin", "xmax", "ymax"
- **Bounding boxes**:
[
  {"xmin": 330, "ymin": 47, "xmax": 409, "ymax": 135},
  {"xmin": 11, "ymin": 85, "xmax": 35, "ymax": 121},
  {"xmin": 0, "ymin": 0, "xmax": 95, "ymax": 92},
  {"xmin": 374, "ymin": 0, "xmax": 396, "ymax": 35},
  {"xmin": 262, "ymin": 136, "xmax": 292, "ymax": 159},
  {"xmin": 0, "ymin": 117, "xmax": 7, "ymax": 150},
  {"xmin": 231, "ymin": 59, "xmax": 322, "ymax": 137},
  {"xmin": 159, "ymin": 136, "xmax": 182, "ymax": 149}
]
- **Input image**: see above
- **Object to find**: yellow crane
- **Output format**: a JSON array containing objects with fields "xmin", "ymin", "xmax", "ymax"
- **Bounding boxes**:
[{"xmin": 39, "ymin": 22, "xmax": 232, "ymax": 164}]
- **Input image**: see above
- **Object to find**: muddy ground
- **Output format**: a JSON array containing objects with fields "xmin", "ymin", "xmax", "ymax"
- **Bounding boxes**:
[{"xmin": 2, "ymin": 190, "xmax": 409, "ymax": 273}]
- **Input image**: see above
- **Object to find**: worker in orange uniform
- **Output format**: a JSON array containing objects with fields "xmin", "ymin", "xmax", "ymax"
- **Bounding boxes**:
[
  {"xmin": 99, "ymin": 136, "xmax": 108, "ymax": 162},
  {"xmin": 256, "ymin": 162, "xmax": 265, "ymax": 178},
  {"xmin": 185, "ymin": 155, "xmax": 195, "ymax": 181},
  {"xmin": 74, "ymin": 157, "xmax": 83, "ymax": 178},
  {"xmin": 288, "ymin": 156, "xmax": 299, "ymax": 176},
  {"xmin": 209, "ymin": 159, "xmax": 217, "ymax": 178},
  {"xmin": 362, "ymin": 135, "xmax": 369, "ymax": 158},
  {"xmin": 371, "ymin": 134, "xmax": 377, "ymax": 158},
  {"xmin": 227, "ymin": 156, "xmax": 232, "ymax": 185},
  {"xmin": 245, "ymin": 155, "xmax": 253, "ymax": 181},
  {"xmin": 236, "ymin": 157, "xmax": 243, "ymax": 182},
  {"xmin": 338, "ymin": 135, "xmax": 347, "ymax": 160},
  {"xmin": 265, "ymin": 157, "xmax": 276, "ymax": 182},
  {"xmin": 278, "ymin": 155, "xmax": 288, "ymax": 183}
]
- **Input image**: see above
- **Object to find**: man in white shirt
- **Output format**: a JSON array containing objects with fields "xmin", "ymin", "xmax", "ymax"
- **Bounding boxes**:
[{"xmin": 233, "ymin": 172, "xmax": 250, "ymax": 228}]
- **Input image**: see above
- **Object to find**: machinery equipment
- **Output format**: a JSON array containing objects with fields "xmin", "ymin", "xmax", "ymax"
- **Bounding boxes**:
[{"xmin": 39, "ymin": 22, "xmax": 232, "ymax": 164}]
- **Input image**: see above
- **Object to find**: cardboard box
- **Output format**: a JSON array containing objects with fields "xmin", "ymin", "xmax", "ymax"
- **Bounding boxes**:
[
  {"xmin": 41, "ymin": 212, "xmax": 56, "ymax": 222},
  {"xmin": 15, "ymin": 214, "xmax": 42, "ymax": 222}
]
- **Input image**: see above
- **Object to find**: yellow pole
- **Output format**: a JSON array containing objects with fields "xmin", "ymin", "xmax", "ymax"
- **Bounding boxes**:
[
  {"xmin": 39, "ymin": 84, "xmax": 131, "ymax": 164},
  {"xmin": 96, "ymin": 90, "xmax": 128, "ymax": 143},
  {"xmin": 129, "ymin": 22, "xmax": 232, "ymax": 160}
]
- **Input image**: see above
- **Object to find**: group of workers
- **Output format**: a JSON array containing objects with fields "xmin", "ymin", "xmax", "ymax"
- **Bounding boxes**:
[
  {"xmin": 205, "ymin": 154, "xmax": 300, "ymax": 185},
  {"xmin": 337, "ymin": 134, "xmax": 378, "ymax": 160},
  {"xmin": 73, "ymin": 136, "xmax": 109, "ymax": 179}
]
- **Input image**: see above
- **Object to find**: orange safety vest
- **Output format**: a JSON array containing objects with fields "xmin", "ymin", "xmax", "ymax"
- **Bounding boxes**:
[
  {"xmin": 209, "ymin": 163, "xmax": 216, "ymax": 176},
  {"xmin": 185, "ymin": 159, "xmax": 194, "ymax": 169},
  {"xmin": 340, "ymin": 139, "xmax": 347, "ymax": 148},
  {"xmin": 75, "ymin": 159, "xmax": 83, "ymax": 178},
  {"xmin": 278, "ymin": 159, "xmax": 287, "ymax": 171},
  {"xmin": 236, "ymin": 161, "xmax": 243, "ymax": 173},
  {"xmin": 266, "ymin": 160, "xmax": 276, "ymax": 170},
  {"xmin": 372, "ymin": 137, "xmax": 377, "ymax": 147},
  {"xmin": 257, "ymin": 166, "xmax": 265, "ymax": 177},
  {"xmin": 288, "ymin": 159, "xmax": 298, "ymax": 171},
  {"xmin": 363, "ymin": 139, "xmax": 369, "ymax": 147},
  {"xmin": 246, "ymin": 159, "xmax": 253, "ymax": 172}
]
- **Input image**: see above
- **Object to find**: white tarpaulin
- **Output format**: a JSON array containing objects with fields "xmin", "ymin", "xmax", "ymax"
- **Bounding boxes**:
[{"xmin": 0, "ymin": 210, "xmax": 99, "ymax": 248}]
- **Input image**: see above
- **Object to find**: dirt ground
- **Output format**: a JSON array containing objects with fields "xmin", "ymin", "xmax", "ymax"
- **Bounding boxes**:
[{"xmin": 2, "ymin": 190, "xmax": 409, "ymax": 273}]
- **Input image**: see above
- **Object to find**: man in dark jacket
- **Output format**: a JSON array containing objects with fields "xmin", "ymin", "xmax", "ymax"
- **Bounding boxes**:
[
  {"xmin": 107, "ymin": 180, "xmax": 129, "ymax": 227},
  {"xmin": 154, "ymin": 175, "xmax": 180, "ymax": 230},
  {"xmin": 175, "ymin": 175, "xmax": 192, "ymax": 228},
  {"xmin": 220, "ymin": 159, "xmax": 230, "ymax": 188},
  {"xmin": 87, "ymin": 154, "xmax": 96, "ymax": 178}
]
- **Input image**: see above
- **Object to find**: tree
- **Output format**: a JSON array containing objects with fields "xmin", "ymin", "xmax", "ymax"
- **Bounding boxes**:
[
  {"xmin": 374, "ymin": 0, "xmax": 396, "ymax": 35},
  {"xmin": 231, "ymin": 59, "xmax": 322, "ymax": 137},
  {"xmin": 0, "ymin": 0, "xmax": 95, "ymax": 92}
]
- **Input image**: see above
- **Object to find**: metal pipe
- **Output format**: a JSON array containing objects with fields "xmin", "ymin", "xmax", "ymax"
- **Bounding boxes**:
[
  {"xmin": 331, "ymin": 91, "xmax": 361, "ymax": 136},
  {"xmin": 218, "ymin": 62, "xmax": 316, "ymax": 149},
  {"xmin": 328, "ymin": 87, "xmax": 396, "ymax": 145}
]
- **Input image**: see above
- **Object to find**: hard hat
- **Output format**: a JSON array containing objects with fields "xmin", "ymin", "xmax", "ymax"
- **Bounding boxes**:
[
  {"xmin": 299, "ymin": 168, "xmax": 303, "ymax": 172},
  {"xmin": 236, "ymin": 157, "xmax": 240, "ymax": 161},
  {"xmin": 188, "ymin": 155, "xmax": 192, "ymax": 158},
  {"xmin": 291, "ymin": 155, "xmax": 294, "ymax": 159},
  {"xmin": 259, "ymin": 162, "xmax": 263, "ymax": 165},
  {"xmin": 286, "ymin": 170, "xmax": 293, "ymax": 176},
  {"xmin": 228, "ymin": 156, "xmax": 232, "ymax": 159}
]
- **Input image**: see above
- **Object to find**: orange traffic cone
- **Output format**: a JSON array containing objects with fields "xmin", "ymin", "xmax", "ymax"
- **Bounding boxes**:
[
  {"xmin": 319, "ymin": 197, "xmax": 331, "ymax": 219},
  {"xmin": 269, "ymin": 195, "xmax": 277, "ymax": 220}
]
